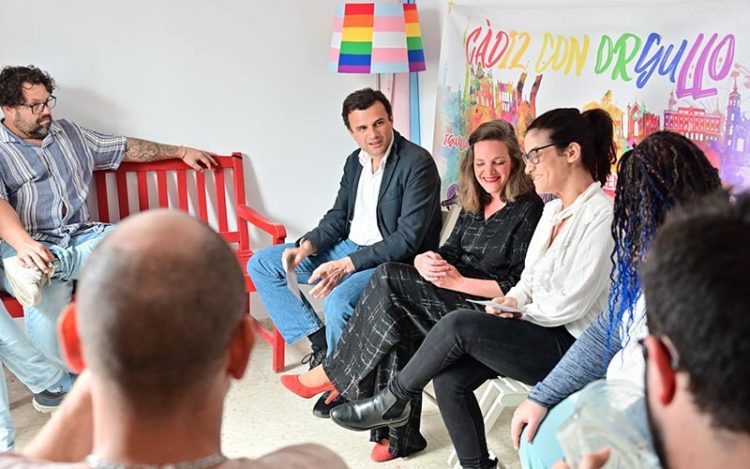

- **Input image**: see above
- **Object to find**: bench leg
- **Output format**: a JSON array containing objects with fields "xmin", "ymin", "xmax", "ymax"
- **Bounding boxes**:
[{"xmin": 271, "ymin": 326, "xmax": 285, "ymax": 372}]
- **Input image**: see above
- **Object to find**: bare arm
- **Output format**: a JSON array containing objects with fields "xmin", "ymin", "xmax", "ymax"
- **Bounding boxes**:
[
  {"xmin": 124, "ymin": 138, "xmax": 217, "ymax": 171},
  {"xmin": 414, "ymin": 252, "xmax": 503, "ymax": 298},
  {"xmin": 0, "ymin": 199, "xmax": 53, "ymax": 271},
  {"xmin": 427, "ymin": 262, "xmax": 504, "ymax": 298},
  {"xmin": 445, "ymin": 275, "xmax": 504, "ymax": 298}
]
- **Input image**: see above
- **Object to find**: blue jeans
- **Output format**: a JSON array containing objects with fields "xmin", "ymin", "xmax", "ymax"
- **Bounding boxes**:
[
  {"xmin": 0, "ymin": 300, "xmax": 70, "ymax": 450},
  {"xmin": 247, "ymin": 239, "xmax": 375, "ymax": 351},
  {"xmin": 1, "ymin": 225, "xmax": 114, "ymax": 367}
]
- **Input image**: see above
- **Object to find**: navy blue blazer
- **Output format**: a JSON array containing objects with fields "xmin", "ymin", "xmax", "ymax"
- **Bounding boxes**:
[{"xmin": 301, "ymin": 131, "xmax": 442, "ymax": 271}]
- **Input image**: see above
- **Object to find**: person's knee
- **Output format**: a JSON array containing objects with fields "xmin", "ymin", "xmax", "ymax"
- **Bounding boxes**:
[
  {"xmin": 247, "ymin": 247, "xmax": 279, "ymax": 278},
  {"xmin": 371, "ymin": 262, "xmax": 410, "ymax": 291},
  {"xmin": 246, "ymin": 253, "xmax": 261, "ymax": 276},
  {"xmin": 433, "ymin": 309, "xmax": 475, "ymax": 339},
  {"xmin": 517, "ymin": 400, "xmax": 571, "ymax": 469},
  {"xmin": 518, "ymin": 428, "xmax": 547, "ymax": 469}
]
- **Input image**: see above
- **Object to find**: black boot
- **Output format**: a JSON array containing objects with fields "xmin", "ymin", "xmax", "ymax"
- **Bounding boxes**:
[
  {"xmin": 312, "ymin": 391, "xmax": 347, "ymax": 418},
  {"xmin": 330, "ymin": 387, "xmax": 410, "ymax": 431}
]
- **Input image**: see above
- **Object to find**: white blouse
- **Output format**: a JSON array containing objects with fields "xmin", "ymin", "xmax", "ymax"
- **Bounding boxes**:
[{"xmin": 507, "ymin": 182, "xmax": 614, "ymax": 337}]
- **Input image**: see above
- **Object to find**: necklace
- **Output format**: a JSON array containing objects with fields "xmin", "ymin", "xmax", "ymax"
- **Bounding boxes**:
[{"xmin": 85, "ymin": 452, "xmax": 227, "ymax": 469}]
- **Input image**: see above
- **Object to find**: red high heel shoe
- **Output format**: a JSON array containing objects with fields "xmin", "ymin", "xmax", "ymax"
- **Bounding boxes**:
[
  {"xmin": 280, "ymin": 374, "xmax": 335, "ymax": 399},
  {"xmin": 370, "ymin": 441, "xmax": 396, "ymax": 462}
]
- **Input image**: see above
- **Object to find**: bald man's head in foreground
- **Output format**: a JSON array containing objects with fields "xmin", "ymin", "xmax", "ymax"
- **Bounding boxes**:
[{"xmin": 61, "ymin": 210, "xmax": 252, "ymax": 412}]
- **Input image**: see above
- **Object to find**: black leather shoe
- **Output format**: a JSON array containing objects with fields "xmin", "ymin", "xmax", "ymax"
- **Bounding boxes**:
[
  {"xmin": 330, "ymin": 388, "xmax": 410, "ymax": 431},
  {"xmin": 312, "ymin": 391, "xmax": 347, "ymax": 418}
]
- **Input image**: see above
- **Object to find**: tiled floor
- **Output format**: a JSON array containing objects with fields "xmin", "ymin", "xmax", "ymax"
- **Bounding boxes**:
[{"xmin": 8, "ymin": 323, "xmax": 522, "ymax": 469}]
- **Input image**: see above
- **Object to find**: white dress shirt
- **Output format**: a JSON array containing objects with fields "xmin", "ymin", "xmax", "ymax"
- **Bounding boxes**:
[
  {"xmin": 348, "ymin": 133, "xmax": 394, "ymax": 246},
  {"xmin": 506, "ymin": 182, "xmax": 614, "ymax": 337}
]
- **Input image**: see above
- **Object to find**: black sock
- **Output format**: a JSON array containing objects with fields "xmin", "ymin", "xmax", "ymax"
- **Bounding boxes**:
[{"xmin": 308, "ymin": 327, "xmax": 327, "ymax": 352}]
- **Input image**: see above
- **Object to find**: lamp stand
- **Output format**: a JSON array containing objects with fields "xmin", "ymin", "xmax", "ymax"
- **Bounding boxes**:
[{"xmin": 376, "ymin": 73, "xmax": 396, "ymax": 104}]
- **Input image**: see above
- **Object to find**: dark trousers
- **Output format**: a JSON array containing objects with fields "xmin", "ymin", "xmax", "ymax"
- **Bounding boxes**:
[
  {"xmin": 390, "ymin": 309, "xmax": 576, "ymax": 469},
  {"xmin": 323, "ymin": 262, "xmax": 484, "ymax": 457}
]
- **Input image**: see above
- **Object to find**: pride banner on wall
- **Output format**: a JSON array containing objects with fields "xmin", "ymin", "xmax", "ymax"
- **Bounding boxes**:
[{"xmin": 433, "ymin": 1, "xmax": 750, "ymax": 202}]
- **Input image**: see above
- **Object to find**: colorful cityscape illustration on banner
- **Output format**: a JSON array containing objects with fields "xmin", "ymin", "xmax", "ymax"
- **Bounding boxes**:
[{"xmin": 433, "ymin": 10, "xmax": 750, "ymax": 204}]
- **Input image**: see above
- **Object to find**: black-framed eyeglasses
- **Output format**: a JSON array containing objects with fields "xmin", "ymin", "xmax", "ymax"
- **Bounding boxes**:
[
  {"xmin": 17, "ymin": 95, "xmax": 56, "ymax": 114},
  {"xmin": 522, "ymin": 142, "xmax": 557, "ymax": 165},
  {"xmin": 638, "ymin": 336, "xmax": 680, "ymax": 370}
]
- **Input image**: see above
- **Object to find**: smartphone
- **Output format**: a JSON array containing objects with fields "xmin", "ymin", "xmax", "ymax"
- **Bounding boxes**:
[{"xmin": 467, "ymin": 299, "xmax": 524, "ymax": 317}]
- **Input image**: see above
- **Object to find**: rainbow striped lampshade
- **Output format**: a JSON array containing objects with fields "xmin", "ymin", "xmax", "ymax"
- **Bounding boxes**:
[{"xmin": 329, "ymin": 2, "xmax": 426, "ymax": 74}]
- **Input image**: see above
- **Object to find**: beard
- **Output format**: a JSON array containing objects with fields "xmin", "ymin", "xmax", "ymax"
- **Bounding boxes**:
[
  {"xmin": 14, "ymin": 114, "xmax": 51, "ymax": 139},
  {"xmin": 645, "ymin": 372, "xmax": 671, "ymax": 469}
]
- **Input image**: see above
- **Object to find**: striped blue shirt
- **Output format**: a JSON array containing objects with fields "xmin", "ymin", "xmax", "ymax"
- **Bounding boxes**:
[{"xmin": 0, "ymin": 119, "xmax": 126, "ymax": 246}]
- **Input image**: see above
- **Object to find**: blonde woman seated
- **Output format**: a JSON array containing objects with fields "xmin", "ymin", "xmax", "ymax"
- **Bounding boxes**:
[
  {"xmin": 327, "ymin": 108, "xmax": 619, "ymax": 467},
  {"xmin": 282, "ymin": 120, "xmax": 543, "ymax": 461}
]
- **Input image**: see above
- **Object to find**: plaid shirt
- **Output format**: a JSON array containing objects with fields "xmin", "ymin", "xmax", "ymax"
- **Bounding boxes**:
[{"xmin": 0, "ymin": 119, "xmax": 126, "ymax": 246}]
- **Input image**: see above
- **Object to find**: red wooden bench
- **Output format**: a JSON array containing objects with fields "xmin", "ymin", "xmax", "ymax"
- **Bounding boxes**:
[{"xmin": 1, "ymin": 153, "xmax": 288, "ymax": 372}]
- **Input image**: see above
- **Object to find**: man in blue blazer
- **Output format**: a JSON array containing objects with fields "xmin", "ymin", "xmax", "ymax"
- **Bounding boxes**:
[{"xmin": 248, "ymin": 88, "xmax": 441, "ymax": 412}]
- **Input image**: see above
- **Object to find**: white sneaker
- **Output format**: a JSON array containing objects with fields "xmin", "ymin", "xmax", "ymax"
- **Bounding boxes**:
[{"xmin": 2, "ymin": 256, "xmax": 54, "ymax": 307}]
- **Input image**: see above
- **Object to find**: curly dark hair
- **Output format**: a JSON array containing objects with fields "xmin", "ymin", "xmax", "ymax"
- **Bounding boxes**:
[
  {"xmin": 605, "ymin": 131, "xmax": 721, "ymax": 354},
  {"xmin": 341, "ymin": 88, "xmax": 392, "ymax": 130},
  {"xmin": 642, "ymin": 190, "xmax": 750, "ymax": 433},
  {"xmin": 526, "ymin": 107, "xmax": 616, "ymax": 185},
  {"xmin": 0, "ymin": 65, "xmax": 55, "ymax": 107}
]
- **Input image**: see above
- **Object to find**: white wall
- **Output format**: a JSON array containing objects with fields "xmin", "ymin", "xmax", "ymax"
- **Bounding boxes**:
[
  {"xmin": 0, "ymin": 0, "xmax": 446, "ymax": 243},
  {"xmin": 1, "ymin": 0, "xmax": 690, "ymax": 238}
]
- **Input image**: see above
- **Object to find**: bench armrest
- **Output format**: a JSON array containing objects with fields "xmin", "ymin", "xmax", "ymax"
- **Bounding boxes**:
[{"xmin": 236, "ymin": 204, "xmax": 287, "ymax": 245}]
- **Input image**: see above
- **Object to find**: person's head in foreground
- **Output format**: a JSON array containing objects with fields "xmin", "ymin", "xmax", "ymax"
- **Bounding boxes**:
[
  {"xmin": 45, "ymin": 210, "xmax": 345, "ymax": 467},
  {"xmin": 62, "ymin": 210, "xmax": 251, "ymax": 464},
  {"xmin": 641, "ymin": 190, "xmax": 750, "ymax": 469}
]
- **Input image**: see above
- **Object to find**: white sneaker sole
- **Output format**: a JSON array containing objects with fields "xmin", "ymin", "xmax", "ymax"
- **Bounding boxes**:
[{"xmin": 2, "ymin": 256, "xmax": 52, "ymax": 307}]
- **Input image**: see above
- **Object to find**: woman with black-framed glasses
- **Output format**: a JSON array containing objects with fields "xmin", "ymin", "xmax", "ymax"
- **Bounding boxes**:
[{"xmin": 511, "ymin": 131, "xmax": 721, "ymax": 468}]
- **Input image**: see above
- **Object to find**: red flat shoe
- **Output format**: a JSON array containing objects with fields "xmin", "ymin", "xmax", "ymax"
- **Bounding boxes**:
[
  {"xmin": 370, "ymin": 441, "xmax": 396, "ymax": 462},
  {"xmin": 280, "ymin": 374, "xmax": 335, "ymax": 399}
]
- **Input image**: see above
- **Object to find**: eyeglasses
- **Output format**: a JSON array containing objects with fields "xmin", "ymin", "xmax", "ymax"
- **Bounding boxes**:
[
  {"xmin": 639, "ymin": 335, "xmax": 681, "ymax": 370},
  {"xmin": 17, "ymin": 95, "xmax": 56, "ymax": 114},
  {"xmin": 522, "ymin": 142, "xmax": 557, "ymax": 165}
]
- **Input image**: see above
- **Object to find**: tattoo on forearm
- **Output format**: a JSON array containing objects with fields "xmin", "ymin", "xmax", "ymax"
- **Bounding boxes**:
[{"xmin": 125, "ymin": 138, "xmax": 180, "ymax": 162}]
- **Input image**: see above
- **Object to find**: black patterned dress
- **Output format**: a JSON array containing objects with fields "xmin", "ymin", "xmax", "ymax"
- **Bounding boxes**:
[{"xmin": 322, "ymin": 192, "xmax": 544, "ymax": 457}]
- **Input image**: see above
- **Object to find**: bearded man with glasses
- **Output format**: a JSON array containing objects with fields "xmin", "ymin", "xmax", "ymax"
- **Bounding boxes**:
[{"xmin": 0, "ymin": 65, "xmax": 215, "ymax": 442}]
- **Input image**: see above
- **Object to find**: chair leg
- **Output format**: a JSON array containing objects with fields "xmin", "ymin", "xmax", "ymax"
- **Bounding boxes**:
[
  {"xmin": 478, "ymin": 380, "xmax": 501, "ymax": 417},
  {"xmin": 246, "ymin": 295, "xmax": 286, "ymax": 373},
  {"xmin": 271, "ymin": 326, "xmax": 285, "ymax": 372}
]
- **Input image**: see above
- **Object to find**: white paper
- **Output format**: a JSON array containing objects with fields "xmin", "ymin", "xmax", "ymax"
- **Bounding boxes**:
[
  {"xmin": 281, "ymin": 252, "xmax": 302, "ymax": 300},
  {"xmin": 467, "ymin": 299, "xmax": 523, "ymax": 314}
]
